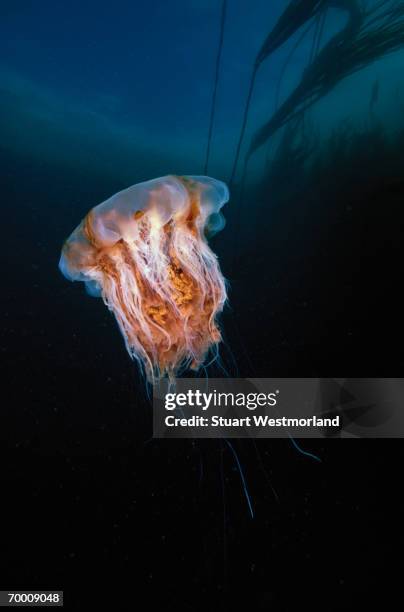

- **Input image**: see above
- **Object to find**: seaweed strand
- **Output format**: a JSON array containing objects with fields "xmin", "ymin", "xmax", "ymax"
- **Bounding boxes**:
[
  {"xmin": 204, "ymin": 0, "xmax": 227, "ymax": 175},
  {"xmin": 275, "ymin": 22, "xmax": 314, "ymax": 112},
  {"xmin": 228, "ymin": 62, "xmax": 258, "ymax": 189}
]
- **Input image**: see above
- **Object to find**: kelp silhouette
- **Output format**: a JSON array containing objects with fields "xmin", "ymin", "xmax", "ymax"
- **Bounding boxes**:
[
  {"xmin": 248, "ymin": 0, "xmax": 404, "ymax": 158},
  {"xmin": 229, "ymin": 0, "xmax": 330, "ymax": 186},
  {"xmin": 256, "ymin": 0, "xmax": 328, "ymax": 66},
  {"xmin": 229, "ymin": 0, "xmax": 404, "ymax": 187}
]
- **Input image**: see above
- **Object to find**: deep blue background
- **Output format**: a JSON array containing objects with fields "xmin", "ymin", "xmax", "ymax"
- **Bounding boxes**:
[{"xmin": 0, "ymin": 1, "xmax": 402, "ymax": 609}]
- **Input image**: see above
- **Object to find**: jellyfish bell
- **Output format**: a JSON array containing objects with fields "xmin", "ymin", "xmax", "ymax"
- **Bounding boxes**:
[{"xmin": 59, "ymin": 175, "xmax": 229, "ymax": 383}]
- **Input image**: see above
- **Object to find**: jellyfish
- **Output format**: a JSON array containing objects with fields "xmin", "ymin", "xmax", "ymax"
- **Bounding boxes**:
[{"xmin": 59, "ymin": 175, "xmax": 229, "ymax": 383}]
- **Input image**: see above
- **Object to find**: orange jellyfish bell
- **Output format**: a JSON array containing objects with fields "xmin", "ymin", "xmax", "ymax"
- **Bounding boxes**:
[{"xmin": 59, "ymin": 175, "xmax": 229, "ymax": 382}]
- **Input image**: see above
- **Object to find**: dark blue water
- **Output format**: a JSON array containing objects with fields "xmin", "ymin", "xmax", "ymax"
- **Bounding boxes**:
[{"xmin": 1, "ymin": 1, "xmax": 403, "ymax": 609}]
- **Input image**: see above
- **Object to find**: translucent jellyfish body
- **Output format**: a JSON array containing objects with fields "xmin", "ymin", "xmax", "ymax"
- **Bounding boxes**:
[{"xmin": 59, "ymin": 175, "xmax": 229, "ymax": 382}]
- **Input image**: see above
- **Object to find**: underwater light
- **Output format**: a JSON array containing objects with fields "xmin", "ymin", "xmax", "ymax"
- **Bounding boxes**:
[{"xmin": 59, "ymin": 175, "xmax": 229, "ymax": 383}]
